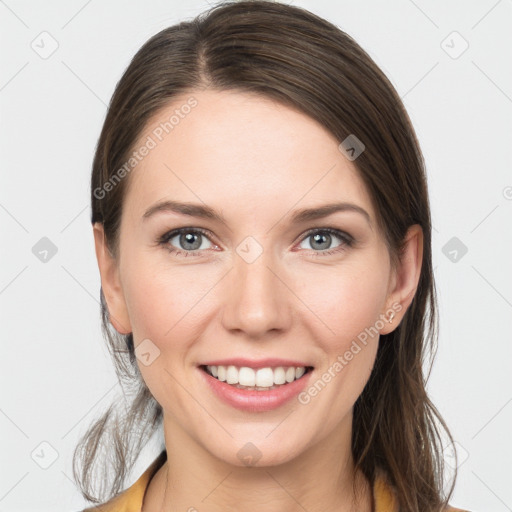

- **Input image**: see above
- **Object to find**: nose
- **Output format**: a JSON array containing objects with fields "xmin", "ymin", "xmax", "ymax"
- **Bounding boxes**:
[{"xmin": 220, "ymin": 244, "xmax": 292, "ymax": 339}]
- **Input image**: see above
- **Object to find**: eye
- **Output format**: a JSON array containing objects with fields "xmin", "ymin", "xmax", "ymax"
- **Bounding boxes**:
[
  {"xmin": 297, "ymin": 228, "xmax": 353, "ymax": 256},
  {"xmin": 158, "ymin": 227, "xmax": 215, "ymax": 256},
  {"xmin": 157, "ymin": 226, "xmax": 354, "ymax": 258}
]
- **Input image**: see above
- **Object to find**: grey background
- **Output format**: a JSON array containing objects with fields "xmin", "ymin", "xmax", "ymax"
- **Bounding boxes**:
[{"xmin": 1, "ymin": 1, "xmax": 511, "ymax": 511}]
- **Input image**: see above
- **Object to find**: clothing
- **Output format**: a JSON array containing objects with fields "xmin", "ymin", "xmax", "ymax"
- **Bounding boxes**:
[{"xmin": 82, "ymin": 450, "xmax": 468, "ymax": 512}]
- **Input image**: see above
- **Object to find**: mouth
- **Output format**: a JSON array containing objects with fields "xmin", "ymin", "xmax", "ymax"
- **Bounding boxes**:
[{"xmin": 200, "ymin": 364, "xmax": 314, "ymax": 391}]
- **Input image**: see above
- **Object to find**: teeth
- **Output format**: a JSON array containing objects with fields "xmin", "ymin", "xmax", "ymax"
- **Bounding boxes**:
[
  {"xmin": 205, "ymin": 365, "xmax": 309, "ymax": 388},
  {"xmin": 226, "ymin": 365, "xmax": 238, "ymax": 384},
  {"xmin": 274, "ymin": 367, "xmax": 286, "ymax": 385},
  {"xmin": 239, "ymin": 366, "xmax": 256, "ymax": 386},
  {"xmin": 255, "ymin": 367, "xmax": 273, "ymax": 387}
]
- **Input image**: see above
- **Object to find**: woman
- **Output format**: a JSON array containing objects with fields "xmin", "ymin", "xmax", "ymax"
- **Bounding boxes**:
[{"xmin": 74, "ymin": 1, "xmax": 469, "ymax": 511}]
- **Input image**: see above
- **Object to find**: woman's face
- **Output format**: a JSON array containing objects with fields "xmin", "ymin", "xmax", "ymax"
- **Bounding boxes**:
[{"xmin": 96, "ymin": 89, "xmax": 416, "ymax": 468}]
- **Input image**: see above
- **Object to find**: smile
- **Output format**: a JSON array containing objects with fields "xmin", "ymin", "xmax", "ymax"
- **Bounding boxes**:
[
  {"xmin": 199, "ymin": 363, "xmax": 314, "ymax": 412},
  {"xmin": 202, "ymin": 364, "xmax": 312, "ymax": 390}
]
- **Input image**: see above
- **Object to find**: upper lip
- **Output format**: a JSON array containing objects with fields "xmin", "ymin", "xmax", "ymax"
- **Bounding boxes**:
[{"xmin": 199, "ymin": 358, "xmax": 313, "ymax": 369}]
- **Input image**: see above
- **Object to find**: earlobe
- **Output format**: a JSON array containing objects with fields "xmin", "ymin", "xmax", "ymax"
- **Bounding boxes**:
[
  {"xmin": 92, "ymin": 223, "xmax": 132, "ymax": 335},
  {"xmin": 380, "ymin": 224, "xmax": 424, "ymax": 335}
]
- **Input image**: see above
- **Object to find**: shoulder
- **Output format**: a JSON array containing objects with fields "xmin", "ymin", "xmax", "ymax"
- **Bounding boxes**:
[
  {"xmin": 81, "ymin": 481, "xmax": 143, "ymax": 512},
  {"xmin": 374, "ymin": 468, "xmax": 472, "ymax": 512},
  {"xmin": 82, "ymin": 492, "xmax": 127, "ymax": 512},
  {"xmin": 80, "ymin": 450, "xmax": 167, "ymax": 512}
]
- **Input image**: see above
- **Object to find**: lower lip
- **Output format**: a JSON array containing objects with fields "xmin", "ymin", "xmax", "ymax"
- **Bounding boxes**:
[{"xmin": 199, "ymin": 367, "xmax": 313, "ymax": 413}]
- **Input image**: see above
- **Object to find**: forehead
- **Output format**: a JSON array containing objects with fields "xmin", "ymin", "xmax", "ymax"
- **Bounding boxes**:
[{"xmin": 124, "ymin": 89, "xmax": 374, "ymax": 221}]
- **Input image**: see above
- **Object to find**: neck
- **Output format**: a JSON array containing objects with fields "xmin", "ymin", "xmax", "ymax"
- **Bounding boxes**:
[{"xmin": 144, "ymin": 413, "xmax": 373, "ymax": 512}]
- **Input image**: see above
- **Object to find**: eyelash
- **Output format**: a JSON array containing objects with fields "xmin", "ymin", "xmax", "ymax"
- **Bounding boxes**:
[{"xmin": 157, "ymin": 227, "xmax": 354, "ymax": 258}]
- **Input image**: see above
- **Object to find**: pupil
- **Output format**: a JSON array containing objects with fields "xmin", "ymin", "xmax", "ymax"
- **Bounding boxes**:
[
  {"xmin": 181, "ymin": 232, "xmax": 201, "ymax": 250},
  {"xmin": 312, "ymin": 233, "xmax": 330, "ymax": 250}
]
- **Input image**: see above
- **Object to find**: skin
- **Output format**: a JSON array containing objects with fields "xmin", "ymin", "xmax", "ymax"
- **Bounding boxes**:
[{"xmin": 93, "ymin": 89, "xmax": 423, "ymax": 512}]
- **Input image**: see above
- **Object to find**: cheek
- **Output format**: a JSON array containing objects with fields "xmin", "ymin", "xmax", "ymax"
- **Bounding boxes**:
[
  {"xmin": 299, "ymin": 260, "xmax": 387, "ymax": 418},
  {"xmin": 124, "ymin": 273, "xmax": 175, "ymax": 341},
  {"xmin": 295, "ymin": 266, "xmax": 385, "ymax": 432},
  {"xmin": 120, "ymin": 260, "xmax": 208, "ymax": 400},
  {"xmin": 121, "ymin": 256, "xmax": 219, "ymax": 364},
  {"xmin": 297, "ymin": 259, "xmax": 389, "ymax": 349}
]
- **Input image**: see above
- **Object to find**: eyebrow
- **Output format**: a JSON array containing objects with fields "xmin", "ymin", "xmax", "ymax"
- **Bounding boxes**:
[{"xmin": 142, "ymin": 200, "xmax": 372, "ymax": 228}]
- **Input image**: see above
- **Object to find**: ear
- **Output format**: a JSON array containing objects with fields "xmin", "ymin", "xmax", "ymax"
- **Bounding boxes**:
[
  {"xmin": 380, "ymin": 224, "xmax": 423, "ymax": 334},
  {"xmin": 92, "ymin": 223, "xmax": 132, "ymax": 334}
]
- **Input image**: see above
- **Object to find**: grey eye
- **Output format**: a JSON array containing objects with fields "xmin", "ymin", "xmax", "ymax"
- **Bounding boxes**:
[
  {"xmin": 168, "ymin": 230, "xmax": 213, "ymax": 251},
  {"xmin": 299, "ymin": 231, "xmax": 344, "ymax": 251}
]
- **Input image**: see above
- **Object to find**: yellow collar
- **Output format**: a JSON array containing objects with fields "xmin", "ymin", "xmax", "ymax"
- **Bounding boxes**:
[{"xmin": 84, "ymin": 451, "xmax": 463, "ymax": 512}]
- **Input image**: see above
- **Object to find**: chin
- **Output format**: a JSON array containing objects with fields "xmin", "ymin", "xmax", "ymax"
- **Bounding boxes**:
[{"xmin": 207, "ymin": 433, "xmax": 308, "ymax": 469}]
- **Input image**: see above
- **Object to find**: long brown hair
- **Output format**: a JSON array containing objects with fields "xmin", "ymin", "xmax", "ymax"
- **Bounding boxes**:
[{"xmin": 74, "ymin": 1, "xmax": 459, "ymax": 510}]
